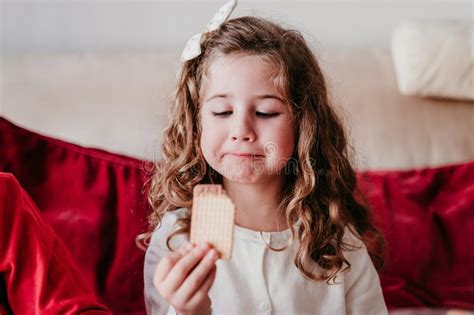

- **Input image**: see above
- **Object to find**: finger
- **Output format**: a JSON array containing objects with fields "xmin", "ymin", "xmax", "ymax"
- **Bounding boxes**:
[
  {"xmin": 200, "ymin": 264, "xmax": 217, "ymax": 293},
  {"xmin": 173, "ymin": 248, "xmax": 219, "ymax": 303},
  {"xmin": 154, "ymin": 242, "xmax": 194, "ymax": 285},
  {"xmin": 187, "ymin": 265, "xmax": 217, "ymax": 307},
  {"xmin": 162, "ymin": 242, "xmax": 211, "ymax": 293},
  {"xmin": 178, "ymin": 242, "xmax": 195, "ymax": 256}
]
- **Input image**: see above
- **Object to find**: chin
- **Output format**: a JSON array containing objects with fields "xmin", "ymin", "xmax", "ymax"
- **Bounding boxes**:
[
  {"xmin": 221, "ymin": 170, "xmax": 274, "ymax": 185},
  {"xmin": 224, "ymin": 175, "xmax": 256, "ymax": 184},
  {"xmin": 209, "ymin": 161, "xmax": 276, "ymax": 184}
]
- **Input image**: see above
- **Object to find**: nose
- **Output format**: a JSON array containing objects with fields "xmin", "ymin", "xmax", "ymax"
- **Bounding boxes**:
[{"xmin": 230, "ymin": 113, "xmax": 256, "ymax": 142}]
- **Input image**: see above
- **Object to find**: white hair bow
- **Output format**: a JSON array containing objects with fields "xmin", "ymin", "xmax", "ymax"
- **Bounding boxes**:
[{"xmin": 180, "ymin": 0, "xmax": 238, "ymax": 62}]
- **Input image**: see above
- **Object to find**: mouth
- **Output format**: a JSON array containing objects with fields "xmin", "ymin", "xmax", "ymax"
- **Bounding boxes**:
[{"xmin": 224, "ymin": 153, "xmax": 264, "ymax": 159}]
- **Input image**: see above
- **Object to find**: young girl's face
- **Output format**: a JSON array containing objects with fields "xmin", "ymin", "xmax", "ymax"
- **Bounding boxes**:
[{"xmin": 199, "ymin": 54, "xmax": 296, "ymax": 184}]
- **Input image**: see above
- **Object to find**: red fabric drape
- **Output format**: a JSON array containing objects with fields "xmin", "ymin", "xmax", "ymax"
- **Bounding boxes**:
[
  {"xmin": 0, "ymin": 117, "xmax": 149, "ymax": 314},
  {"xmin": 0, "ymin": 172, "xmax": 111, "ymax": 314},
  {"xmin": 357, "ymin": 162, "xmax": 474, "ymax": 310},
  {"xmin": 1, "ymin": 116, "xmax": 473, "ymax": 312}
]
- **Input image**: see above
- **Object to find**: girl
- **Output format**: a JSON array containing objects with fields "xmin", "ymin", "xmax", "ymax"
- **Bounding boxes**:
[{"xmin": 140, "ymin": 1, "xmax": 387, "ymax": 314}]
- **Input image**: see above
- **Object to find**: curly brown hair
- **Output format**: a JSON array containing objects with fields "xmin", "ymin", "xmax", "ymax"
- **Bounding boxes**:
[{"xmin": 138, "ymin": 16, "xmax": 386, "ymax": 284}]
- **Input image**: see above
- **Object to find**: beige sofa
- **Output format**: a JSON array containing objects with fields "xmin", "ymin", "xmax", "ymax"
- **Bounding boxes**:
[{"xmin": 2, "ymin": 47, "xmax": 473, "ymax": 171}]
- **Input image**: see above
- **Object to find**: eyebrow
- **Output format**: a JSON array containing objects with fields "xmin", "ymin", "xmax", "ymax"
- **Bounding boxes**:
[{"xmin": 205, "ymin": 93, "xmax": 286, "ymax": 103}]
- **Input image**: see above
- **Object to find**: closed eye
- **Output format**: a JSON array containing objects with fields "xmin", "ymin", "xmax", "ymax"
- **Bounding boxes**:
[
  {"xmin": 256, "ymin": 112, "xmax": 280, "ymax": 118},
  {"xmin": 211, "ymin": 111, "xmax": 280, "ymax": 118},
  {"xmin": 211, "ymin": 111, "xmax": 232, "ymax": 117}
]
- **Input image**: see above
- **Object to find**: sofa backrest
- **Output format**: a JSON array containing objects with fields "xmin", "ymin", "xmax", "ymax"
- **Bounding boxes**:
[{"xmin": 2, "ymin": 49, "xmax": 473, "ymax": 171}]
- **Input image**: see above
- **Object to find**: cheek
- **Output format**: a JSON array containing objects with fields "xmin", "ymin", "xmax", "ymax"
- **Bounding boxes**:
[
  {"xmin": 278, "ymin": 132, "xmax": 295, "ymax": 158},
  {"xmin": 268, "ymin": 121, "xmax": 296, "ymax": 158},
  {"xmin": 200, "ymin": 117, "xmax": 224, "ymax": 156}
]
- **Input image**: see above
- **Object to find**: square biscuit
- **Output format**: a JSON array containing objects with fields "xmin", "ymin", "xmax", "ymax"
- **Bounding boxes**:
[{"xmin": 190, "ymin": 184, "xmax": 235, "ymax": 260}]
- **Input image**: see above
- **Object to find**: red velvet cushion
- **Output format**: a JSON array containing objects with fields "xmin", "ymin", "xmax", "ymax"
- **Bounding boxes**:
[
  {"xmin": 1, "ymin": 116, "xmax": 473, "ymax": 311},
  {"xmin": 358, "ymin": 161, "xmax": 474, "ymax": 310},
  {"xmin": 0, "ymin": 172, "xmax": 111, "ymax": 314},
  {"xmin": 0, "ymin": 117, "xmax": 149, "ymax": 314}
]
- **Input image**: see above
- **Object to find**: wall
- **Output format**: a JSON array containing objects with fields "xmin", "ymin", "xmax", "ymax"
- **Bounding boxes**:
[{"xmin": 1, "ymin": 0, "xmax": 472, "ymax": 53}]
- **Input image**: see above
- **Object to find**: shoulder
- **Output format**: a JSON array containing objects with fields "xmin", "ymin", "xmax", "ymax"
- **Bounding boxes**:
[
  {"xmin": 146, "ymin": 207, "xmax": 190, "ymax": 259},
  {"xmin": 342, "ymin": 224, "xmax": 365, "ymax": 251},
  {"xmin": 144, "ymin": 208, "xmax": 189, "ymax": 315},
  {"xmin": 340, "ymin": 224, "xmax": 371, "ymax": 269},
  {"xmin": 341, "ymin": 224, "xmax": 388, "ymax": 313},
  {"xmin": 340, "ymin": 224, "xmax": 380, "ymax": 287}
]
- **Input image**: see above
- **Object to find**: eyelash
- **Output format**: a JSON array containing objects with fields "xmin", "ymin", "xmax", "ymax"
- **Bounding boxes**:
[{"xmin": 211, "ymin": 111, "xmax": 280, "ymax": 118}]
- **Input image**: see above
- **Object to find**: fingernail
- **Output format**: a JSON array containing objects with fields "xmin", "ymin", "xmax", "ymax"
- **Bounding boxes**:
[
  {"xmin": 207, "ymin": 249, "xmax": 218, "ymax": 259},
  {"xmin": 199, "ymin": 242, "xmax": 210, "ymax": 250}
]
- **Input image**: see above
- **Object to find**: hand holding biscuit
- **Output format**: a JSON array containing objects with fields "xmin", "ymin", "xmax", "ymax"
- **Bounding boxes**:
[
  {"xmin": 153, "ymin": 242, "xmax": 219, "ymax": 315},
  {"xmin": 153, "ymin": 184, "xmax": 234, "ymax": 315}
]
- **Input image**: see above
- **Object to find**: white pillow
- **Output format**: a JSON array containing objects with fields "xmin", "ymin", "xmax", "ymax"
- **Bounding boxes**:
[{"xmin": 391, "ymin": 20, "xmax": 473, "ymax": 101}]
